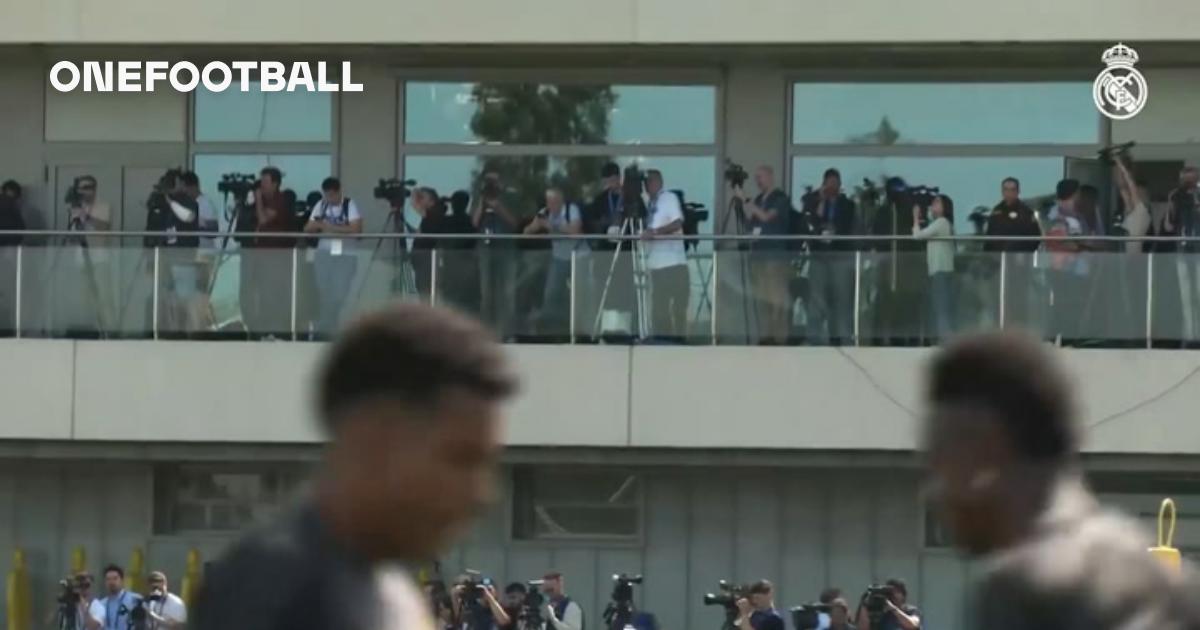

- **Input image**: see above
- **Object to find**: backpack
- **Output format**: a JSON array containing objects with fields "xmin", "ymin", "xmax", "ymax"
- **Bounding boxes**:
[{"xmin": 670, "ymin": 189, "xmax": 702, "ymax": 251}]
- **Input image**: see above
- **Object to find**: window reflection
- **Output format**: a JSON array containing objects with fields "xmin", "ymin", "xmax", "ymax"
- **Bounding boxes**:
[
  {"xmin": 404, "ymin": 82, "xmax": 716, "ymax": 145},
  {"xmin": 791, "ymin": 83, "xmax": 1098, "ymax": 145},
  {"xmin": 791, "ymin": 156, "xmax": 1068, "ymax": 234},
  {"xmin": 195, "ymin": 82, "xmax": 333, "ymax": 142}
]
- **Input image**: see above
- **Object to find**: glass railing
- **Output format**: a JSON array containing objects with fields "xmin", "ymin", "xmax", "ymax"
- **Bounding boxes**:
[{"xmin": 0, "ymin": 231, "xmax": 1196, "ymax": 349}]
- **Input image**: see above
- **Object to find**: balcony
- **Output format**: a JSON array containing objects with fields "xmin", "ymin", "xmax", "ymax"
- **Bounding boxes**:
[{"xmin": 1, "ymin": 231, "xmax": 1198, "ymax": 453}]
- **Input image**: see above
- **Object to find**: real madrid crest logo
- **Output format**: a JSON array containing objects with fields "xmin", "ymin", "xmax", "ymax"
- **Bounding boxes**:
[{"xmin": 1093, "ymin": 43, "xmax": 1148, "ymax": 120}]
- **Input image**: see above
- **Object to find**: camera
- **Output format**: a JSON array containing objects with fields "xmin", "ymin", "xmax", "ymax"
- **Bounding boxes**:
[
  {"xmin": 64, "ymin": 178, "xmax": 86, "ymax": 207},
  {"xmin": 482, "ymin": 178, "xmax": 502, "ymax": 200},
  {"xmin": 57, "ymin": 578, "xmax": 81, "ymax": 606},
  {"xmin": 620, "ymin": 165, "xmax": 647, "ymax": 221},
  {"xmin": 908, "ymin": 185, "xmax": 941, "ymax": 211},
  {"xmin": 519, "ymin": 580, "xmax": 548, "ymax": 627},
  {"xmin": 1098, "ymin": 141, "xmax": 1136, "ymax": 165},
  {"xmin": 790, "ymin": 604, "xmax": 833, "ymax": 630},
  {"xmin": 374, "ymin": 178, "xmax": 417, "ymax": 205},
  {"xmin": 702, "ymin": 580, "xmax": 748, "ymax": 609},
  {"xmin": 603, "ymin": 574, "xmax": 643, "ymax": 630},
  {"xmin": 217, "ymin": 173, "xmax": 258, "ymax": 200},
  {"xmin": 724, "ymin": 160, "xmax": 749, "ymax": 189},
  {"xmin": 863, "ymin": 584, "xmax": 896, "ymax": 618},
  {"xmin": 456, "ymin": 569, "xmax": 494, "ymax": 594}
]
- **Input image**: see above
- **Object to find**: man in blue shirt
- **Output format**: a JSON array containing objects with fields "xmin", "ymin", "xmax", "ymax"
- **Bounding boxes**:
[
  {"xmin": 735, "ymin": 580, "xmax": 785, "ymax": 630},
  {"xmin": 89, "ymin": 564, "xmax": 141, "ymax": 630}
]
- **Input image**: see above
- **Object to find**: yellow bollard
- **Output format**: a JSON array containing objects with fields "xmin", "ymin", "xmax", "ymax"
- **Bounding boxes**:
[
  {"xmin": 1149, "ymin": 498, "xmax": 1182, "ymax": 575},
  {"xmin": 127, "ymin": 547, "xmax": 146, "ymax": 595},
  {"xmin": 70, "ymin": 547, "xmax": 87, "ymax": 577},
  {"xmin": 180, "ymin": 549, "xmax": 202, "ymax": 607},
  {"xmin": 7, "ymin": 549, "xmax": 32, "ymax": 630}
]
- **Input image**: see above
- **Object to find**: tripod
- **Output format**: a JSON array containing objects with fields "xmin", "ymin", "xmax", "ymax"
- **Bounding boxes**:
[
  {"xmin": 720, "ymin": 195, "xmax": 760, "ymax": 342},
  {"xmin": 42, "ymin": 219, "xmax": 109, "ymax": 338},
  {"xmin": 55, "ymin": 601, "xmax": 78, "ymax": 630},
  {"xmin": 603, "ymin": 601, "xmax": 634, "ymax": 630},
  {"xmin": 591, "ymin": 215, "xmax": 651, "ymax": 341},
  {"xmin": 352, "ymin": 209, "xmax": 419, "ymax": 308}
]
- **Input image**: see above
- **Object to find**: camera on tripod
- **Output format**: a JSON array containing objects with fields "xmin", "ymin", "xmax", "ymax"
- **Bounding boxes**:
[
  {"xmin": 724, "ymin": 160, "xmax": 749, "ymax": 189},
  {"xmin": 374, "ymin": 178, "xmax": 417, "ymax": 205},
  {"xmin": 217, "ymin": 173, "xmax": 258, "ymax": 201},
  {"xmin": 621, "ymin": 165, "xmax": 647, "ymax": 221},
  {"xmin": 603, "ymin": 574, "xmax": 643, "ymax": 630},
  {"xmin": 518, "ymin": 579, "xmax": 548, "ymax": 628},
  {"xmin": 64, "ymin": 178, "xmax": 88, "ymax": 208}
]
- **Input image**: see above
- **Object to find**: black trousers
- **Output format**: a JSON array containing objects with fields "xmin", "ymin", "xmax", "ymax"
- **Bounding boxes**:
[{"xmin": 651, "ymin": 264, "xmax": 690, "ymax": 341}]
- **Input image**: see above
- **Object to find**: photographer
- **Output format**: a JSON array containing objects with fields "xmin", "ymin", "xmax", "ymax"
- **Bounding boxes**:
[
  {"xmin": 91, "ymin": 565, "xmax": 142, "ymax": 630},
  {"xmin": 801, "ymin": 168, "xmax": 857, "ymax": 345},
  {"xmin": 410, "ymin": 186, "xmax": 446, "ymax": 300},
  {"xmin": 497, "ymin": 583, "xmax": 527, "ymax": 630},
  {"xmin": 304, "ymin": 177, "xmax": 363, "ymax": 335},
  {"xmin": 983, "ymin": 178, "xmax": 1042, "ymax": 327},
  {"xmin": 734, "ymin": 580, "xmax": 784, "ymax": 630},
  {"xmin": 242, "ymin": 167, "xmax": 294, "ymax": 336},
  {"xmin": 0, "ymin": 180, "xmax": 24, "ymax": 335},
  {"xmin": 46, "ymin": 572, "xmax": 100, "ymax": 630},
  {"xmin": 541, "ymin": 573, "xmax": 584, "ymax": 630},
  {"xmin": 737, "ymin": 165, "xmax": 793, "ymax": 344},
  {"xmin": 145, "ymin": 169, "xmax": 203, "ymax": 334},
  {"xmin": 828, "ymin": 599, "xmax": 855, "ymax": 630},
  {"xmin": 911, "ymin": 194, "xmax": 956, "ymax": 340},
  {"xmin": 63, "ymin": 175, "xmax": 115, "ymax": 333},
  {"xmin": 642, "ymin": 169, "xmax": 689, "ymax": 342},
  {"xmin": 526, "ymin": 187, "xmax": 587, "ymax": 336},
  {"xmin": 472, "ymin": 170, "xmax": 519, "ymax": 337},
  {"xmin": 452, "ymin": 579, "xmax": 511, "ymax": 630},
  {"xmin": 586, "ymin": 162, "xmax": 639, "ymax": 340},
  {"xmin": 855, "ymin": 580, "xmax": 920, "ymax": 630},
  {"xmin": 143, "ymin": 571, "xmax": 186, "ymax": 630}
]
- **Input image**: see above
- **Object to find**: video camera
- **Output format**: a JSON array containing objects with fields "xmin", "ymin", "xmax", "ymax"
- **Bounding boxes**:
[
  {"xmin": 621, "ymin": 165, "xmax": 647, "ymax": 220},
  {"xmin": 724, "ymin": 160, "xmax": 749, "ymax": 189},
  {"xmin": 790, "ymin": 604, "xmax": 833, "ymax": 630},
  {"xmin": 374, "ymin": 178, "xmax": 417, "ymax": 206},
  {"xmin": 456, "ymin": 569, "xmax": 494, "ymax": 595},
  {"xmin": 702, "ymin": 580, "xmax": 749, "ymax": 610},
  {"xmin": 863, "ymin": 584, "xmax": 896, "ymax": 620},
  {"xmin": 604, "ymin": 574, "xmax": 643, "ymax": 630},
  {"xmin": 521, "ymin": 579, "xmax": 549, "ymax": 627},
  {"xmin": 1098, "ymin": 141, "xmax": 1136, "ymax": 165},
  {"xmin": 908, "ymin": 185, "xmax": 941, "ymax": 211},
  {"xmin": 56, "ymin": 575, "xmax": 89, "ymax": 606},
  {"xmin": 610, "ymin": 573, "xmax": 643, "ymax": 604},
  {"xmin": 217, "ymin": 173, "xmax": 258, "ymax": 201}
]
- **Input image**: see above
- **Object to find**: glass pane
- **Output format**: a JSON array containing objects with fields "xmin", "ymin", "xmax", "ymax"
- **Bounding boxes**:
[
  {"xmin": 791, "ymin": 156, "xmax": 1070, "ymax": 235},
  {"xmin": 792, "ymin": 83, "xmax": 1097, "ymax": 145},
  {"xmin": 192, "ymin": 154, "xmax": 331, "ymax": 333},
  {"xmin": 1152, "ymin": 249, "xmax": 1200, "ymax": 347},
  {"xmin": 17, "ymin": 238, "xmax": 154, "ymax": 339},
  {"xmin": 195, "ymin": 83, "xmax": 332, "ymax": 142},
  {"xmin": 0, "ymin": 246, "xmax": 16, "ymax": 336},
  {"xmin": 404, "ymin": 82, "xmax": 716, "ymax": 144}
]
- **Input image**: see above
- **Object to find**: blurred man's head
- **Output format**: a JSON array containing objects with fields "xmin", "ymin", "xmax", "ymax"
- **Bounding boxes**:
[
  {"xmin": 645, "ymin": 169, "xmax": 664, "ymax": 197},
  {"xmin": 1055, "ymin": 179, "xmax": 1081, "ymax": 211},
  {"xmin": 1001, "ymin": 177, "xmax": 1020, "ymax": 205},
  {"xmin": 412, "ymin": 187, "xmax": 440, "ymax": 215},
  {"xmin": 923, "ymin": 332, "xmax": 1077, "ymax": 557},
  {"xmin": 1181, "ymin": 166, "xmax": 1199, "ymax": 189},
  {"xmin": 103, "ymin": 565, "xmax": 124, "ymax": 595},
  {"xmin": 180, "ymin": 172, "xmax": 201, "ymax": 198},
  {"xmin": 748, "ymin": 580, "xmax": 774, "ymax": 610},
  {"xmin": 148, "ymin": 571, "xmax": 168, "ymax": 593},
  {"xmin": 829, "ymin": 599, "xmax": 850, "ymax": 626},
  {"xmin": 885, "ymin": 579, "xmax": 908, "ymax": 606},
  {"xmin": 821, "ymin": 168, "xmax": 842, "ymax": 197},
  {"xmin": 1, "ymin": 180, "xmax": 22, "ymax": 201},
  {"xmin": 260, "ymin": 167, "xmax": 282, "ymax": 195},
  {"xmin": 545, "ymin": 188, "xmax": 564, "ymax": 213},
  {"xmin": 541, "ymin": 573, "xmax": 565, "ymax": 599},
  {"xmin": 504, "ymin": 582, "xmax": 527, "ymax": 608},
  {"xmin": 321, "ymin": 177, "xmax": 344, "ymax": 205},
  {"xmin": 601, "ymin": 162, "xmax": 621, "ymax": 191},
  {"xmin": 316, "ymin": 304, "xmax": 517, "ymax": 563},
  {"xmin": 77, "ymin": 176, "xmax": 97, "ymax": 204},
  {"xmin": 754, "ymin": 166, "xmax": 775, "ymax": 193}
]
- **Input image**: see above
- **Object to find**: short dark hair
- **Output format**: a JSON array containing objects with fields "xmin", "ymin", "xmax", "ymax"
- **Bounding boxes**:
[
  {"xmin": 316, "ymin": 304, "xmax": 517, "ymax": 429},
  {"xmin": 505, "ymin": 582, "xmax": 528, "ymax": 595},
  {"xmin": 1055, "ymin": 178, "xmax": 1080, "ymax": 201},
  {"xmin": 260, "ymin": 167, "xmax": 283, "ymax": 185},
  {"xmin": 819, "ymin": 587, "xmax": 842, "ymax": 604},
  {"xmin": 543, "ymin": 572, "xmax": 563, "ymax": 581},
  {"xmin": 936, "ymin": 194, "xmax": 955, "ymax": 227},
  {"xmin": 601, "ymin": 162, "xmax": 621, "ymax": 178},
  {"xmin": 103, "ymin": 564, "xmax": 124, "ymax": 580},
  {"xmin": 0, "ymin": 180, "xmax": 21, "ymax": 198},
  {"xmin": 928, "ymin": 332, "xmax": 1077, "ymax": 463},
  {"xmin": 823, "ymin": 168, "xmax": 841, "ymax": 183},
  {"xmin": 180, "ymin": 171, "xmax": 199, "ymax": 187},
  {"xmin": 748, "ymin": 580, "xmax": 773, "ymax": 595},
  {"xmin": 645, "ymin": 169, "xmax": 663, "ymax": 183},
  {"xmin": 1001, "ymin": 177, "xmax": 1020, "ymax": 189},
  {"xmin": 322, "ymin": 177, "xmax": 341, "ymax": 192},
  {"xmin": 885, "ymin": 578, "xmax": 907, "ymax": 598},
  {"xmin": 450, "ymin": 190, "xmax": 471, "ymax": 215}
]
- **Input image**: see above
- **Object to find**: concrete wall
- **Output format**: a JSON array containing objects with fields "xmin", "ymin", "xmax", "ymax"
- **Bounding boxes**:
[
  {"xmin": 5, "ymin": 339, "xmax": 1200, "ymax": 455},
  {"xmin": 4, "ymin": 0, "xmax": 1200, "ymax": 44}
]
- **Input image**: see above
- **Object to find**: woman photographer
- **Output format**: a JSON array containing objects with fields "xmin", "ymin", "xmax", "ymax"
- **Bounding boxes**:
[{"xmin": 912, "ymin": 194, "xmax": 956, "ymax": 341}]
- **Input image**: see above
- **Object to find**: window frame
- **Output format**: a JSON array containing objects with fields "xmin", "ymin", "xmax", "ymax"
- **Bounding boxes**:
[
  {"xmin": 507, "ymin": 465, "xmax": 647, "ymax": 546},
  {"xmin": 152, "ymin": 463, "xmax": 314, "ymax": 536}
]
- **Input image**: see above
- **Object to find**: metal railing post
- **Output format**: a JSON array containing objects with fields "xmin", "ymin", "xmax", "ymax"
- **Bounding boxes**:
[
  {"xmin": 853, "ymin": 250, "xmax": 862, "ymax": 346},
  {"xmin": 14, "ymin": 245, "xmax": 22, "ymax": 338},
  {"xmin": 1146, "ymin": 252, "xmax": 1154, "ymax": 349},
  {"xmin": 290, "ymin": 247, "xmax": 298, "ymax": 340},
  {"xmin": 569, "ymin": 249, "xmax": 577, "ymax": 344},
  {"xmin": 152, "ymin": 247, "xmax": 160, "ymax": 340},
  {"xmin": 998, "ymin": 251, "xmax": 1007, "ymax": 328},
  {"xmin": 710, "ymin": 250, "xmax": 718, "ymax": 345},
  {"xmin": 430, "ymin": 249, "xmax": 439, "ymax": 307}
]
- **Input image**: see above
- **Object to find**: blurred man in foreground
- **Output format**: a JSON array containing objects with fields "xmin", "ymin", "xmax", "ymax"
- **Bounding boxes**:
[
  {"xmin": 194, "ymin": 303, "xmax": 519, "ymax": 630},
  {"xmin": 922, "ymin": 331, "xmax": 1200, "ymax": 630}
]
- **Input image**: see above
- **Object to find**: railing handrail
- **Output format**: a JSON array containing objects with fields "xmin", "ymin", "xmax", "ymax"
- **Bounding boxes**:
[{"xmin": 2, "ymin": 230, "xmax": 1199, "ymax": 243}]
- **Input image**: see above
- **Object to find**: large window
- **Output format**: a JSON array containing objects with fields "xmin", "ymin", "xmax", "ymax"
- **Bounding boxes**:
[
  {"xmin": 153, "ymin": 465, "xmax": 312, "ymax": 534},
  {"xmin": 512, "ymin": 467, "xmax": 642, "ymax": 541},
  {"xmin": 789, "ymin": 80, "xmax": 1104, "ymax": 233},
  {"xmin": 194, "ymin": 82, "xmax": 333, "ymax": 142}
]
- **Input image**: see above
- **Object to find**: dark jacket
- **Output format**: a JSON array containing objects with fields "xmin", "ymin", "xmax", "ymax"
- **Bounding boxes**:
[
  {"xmin": 983, "ymin": 201, "xmax": 1041, "ymax": 253},
  {"xmin": 972, "ymin": 479, "xmax": 1200, "ymax": 630},
  {"xmin": 194, "ymin": 499, "xmax": 424, "ymax": 630},
  {"xmin": 586, "ymin": 188, "xmax": 642, "ymax": 252},
  {"xmin": 0, "ymin": 197, "xmax": 25, "ymax": 247},
  {"xmin": 144, "ymin": 191, "xmax": 200, "ymax": 248},
  {"xmin": 799, "ymin": 193, "xmax": 857, "ymax": 252}
]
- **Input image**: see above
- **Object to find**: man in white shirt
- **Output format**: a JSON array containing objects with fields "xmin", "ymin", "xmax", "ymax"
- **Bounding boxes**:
[
  {"xmin": 541, "ymin": 573, "xmax": 584, "ymax": 630},
  {"xmin": 640, "ymin": 169, "xmax": 690, "ymax": 342},
  {"xmin": 305, "ymin": 177, "xmax": 364, "ymax": 336},
  {"xmin": 145, "ymin": 571, "xmax": 187, "ymax": 630}
]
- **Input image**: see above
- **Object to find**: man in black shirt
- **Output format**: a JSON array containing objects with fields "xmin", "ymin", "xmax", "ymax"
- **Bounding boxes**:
[
  {"xmin": 984, "ymin": 177, "xmax": 1041, "ymax": 327},
  {"xmin": 194, "ymin": 303, "xmax": 518, "ymax": 630},
  {"xmin": 801, "ymin": 168, "xmax": 857, "ymax": 345},
  {"xmin": 735, "ymin": 580, "xmax": 784, "ymax": 630},
  {"xmin": 855, "ymin": 579, "xmax": 920, "ymax": 630},
  {"xmin": 740, "ymin": 165, "xmax": 794, "ymax": 344},
  {"xmin": 922, "ymin": 332, "xmax": 1200, "ymax": 630}
]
